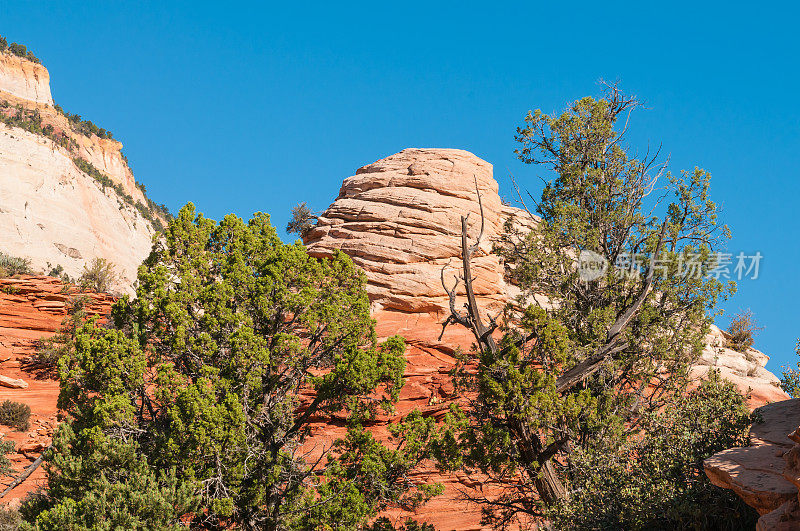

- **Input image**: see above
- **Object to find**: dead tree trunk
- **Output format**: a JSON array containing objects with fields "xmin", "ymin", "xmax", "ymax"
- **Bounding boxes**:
[
  {"xmin": 439, "ymin": 179, "xmax": 667, "ymax": 508},
  {"xmin": 440, "ymin": 178, "xmax": 567, "ymax": 504}
]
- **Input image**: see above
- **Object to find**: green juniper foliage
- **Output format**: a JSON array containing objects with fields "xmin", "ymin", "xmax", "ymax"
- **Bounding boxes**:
[
  {"xmin": 780, "ymin": 339, "xmax": 800, "ymax": 398},
  {"xmin": 22, "ymin": 204, "xmax": 438, "ymax": 530},
  {"xmin": 436, "ymin": 86, "xmax": 738, "ymax": 529},
  {"xmin": 548, "ymin": 371, "xmax": 758, "ymax": 530}
]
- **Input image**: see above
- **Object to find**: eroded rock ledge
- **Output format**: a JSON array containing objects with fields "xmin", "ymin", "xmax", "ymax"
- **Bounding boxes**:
[{"xmin": 706, "ymin": 400, "xmax": 800, "ymax": 530}]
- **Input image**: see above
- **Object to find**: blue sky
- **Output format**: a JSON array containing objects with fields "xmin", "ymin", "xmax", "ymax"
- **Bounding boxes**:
[{"xmin": 2, "ymin": 1, "xmax": 798, "ymax": 371}]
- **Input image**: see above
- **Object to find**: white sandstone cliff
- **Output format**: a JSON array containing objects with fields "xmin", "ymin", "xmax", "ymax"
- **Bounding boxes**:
[{"xmin": 0, "ymin": 49, "xmax": 162, "ymax": 291}]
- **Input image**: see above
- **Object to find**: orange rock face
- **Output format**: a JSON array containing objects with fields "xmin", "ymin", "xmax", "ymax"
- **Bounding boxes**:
[{"xmin": 0, "ymin": 275, "xmax": 114, "ymax": 505}]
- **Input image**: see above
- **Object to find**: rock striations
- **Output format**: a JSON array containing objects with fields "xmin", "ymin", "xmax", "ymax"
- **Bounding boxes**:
[
  {"xmin": 306, "ymin": 148, "xmax": 786, "ymax": 406},
  {"xmin": 0, "ymin": 49, "xmax": 164, "ymax": 291},
  {"xmin": 305, "ymin": 148, "xmax": 535, "ymax": 314}
]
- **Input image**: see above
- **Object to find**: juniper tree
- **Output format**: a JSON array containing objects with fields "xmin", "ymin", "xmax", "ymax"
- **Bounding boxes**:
[
  {"xmin": 23, "ymin": 204, "xmax": 438, "ymax": 530},
  {"xmin": 437, "ymin": 86, "xmax": 736, "ymax": 528},
  {"xmin": 286, "ymin": 202, "xmax": 317, "ymax": 237}
]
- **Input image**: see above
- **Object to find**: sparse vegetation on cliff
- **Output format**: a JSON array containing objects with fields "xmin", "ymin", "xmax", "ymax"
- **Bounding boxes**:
[
  {"xmin": 0, "ymin": 101, "xmax": 169, "ymax": 232},
  {"xmin": 286, "ymin": 202, "xmax": 317, "ymax": 237},
  {"xmin": 725, "ymin": 309, "xmax": 762, "ymax": 353},
  {"xmin": 0, "ymin": 102, "xmax": 76, "ymax": 151},
  {"xmin": 0, "ymin": 35, "xmax": 40, "ymax": 64},
  {"xmin": 52, "ymin": 104, "xmax": 113, "ymax": 139},
  {"xmin": 72, "ymin": 157, "xmax": 166, "ymax": 232},
  {"xmin": 78, "ymin": 258, "xmax": 118, "ymax": 293},
  {"xmin": 780, "ymin": 340, "xmax": 800, "ymax": 398},
  {"xmin": 0, "ymin": 252, "xmax": 33, "ymax": 277}
]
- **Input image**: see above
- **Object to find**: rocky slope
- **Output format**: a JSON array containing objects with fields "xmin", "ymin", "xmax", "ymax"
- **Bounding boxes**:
[
  {"xmin": 304, "ymin": 148, "xmax": 789, "ymax": 527},
  {"xmin": 0, "ymin": 276, "xmax": 114, "ymax": 505},
  {"xmin": 0, "ymin": 49, "xmax": 164, "ymax": 291}
]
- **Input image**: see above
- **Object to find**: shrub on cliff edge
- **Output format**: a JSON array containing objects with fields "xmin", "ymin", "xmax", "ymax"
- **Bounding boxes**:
[
  {"xmin": 725, "ymin": 309, "xmax": 763, "ymax": 353},
  {"xmin": 78, "ymin": 258, "xmax": 117, "ymax": 293},
  {"xmin": 0, "ymin": 252, "xmax": 33, "ymax": 277}
]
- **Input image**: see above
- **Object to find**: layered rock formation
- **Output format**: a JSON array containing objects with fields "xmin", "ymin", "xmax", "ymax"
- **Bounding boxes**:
[
  {"xmin": 305, "ymin": 148, "xmax": 789, "ymax": 528},
  {"xmin": 0, "ymin": 49, "xmax": 163, "ymax": 290},
  {"xmin": 705, "ymin": 400, "xmax": 800, "ymax": 530},
  {"xmin": 0, "ymin": 276, "xmax": 114, "ymax": 504},
  {"xmin": 305, "ymin": 148, "xmax": 786, "ymax": 406},
  {"xmin": 305, "ymin": 148, "xmax": 536, "ymax": 315},
  {"xmin": 0, "ymin": 53, "xmax": 51, "ymax": 106}
]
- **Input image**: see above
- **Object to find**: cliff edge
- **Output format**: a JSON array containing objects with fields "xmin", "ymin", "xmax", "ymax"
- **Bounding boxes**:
[{"xmin": 0, "ymin": 45, "xmax": 166, "ymax": 290}]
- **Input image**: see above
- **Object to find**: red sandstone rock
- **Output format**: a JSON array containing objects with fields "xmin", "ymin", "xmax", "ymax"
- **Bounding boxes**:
[{"xmin": 0, "ymin": 276, "xmax": 114, "ymax": 503}]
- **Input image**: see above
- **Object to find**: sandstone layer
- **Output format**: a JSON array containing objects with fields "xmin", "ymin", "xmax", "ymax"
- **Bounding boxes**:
[
  {"xmin": 0, "ymin": 276, "xmax": 114, "ymax": 505},
  {"xmin": 305, "ymin": 148, "xmax": 536, "ymax": 315},
  {"xmin": 705, "ymin": 400, "xmax": 800, "ymax": 530},
  {"xmin": 0, "ymin": 50, "xmax": 163, "ymax": 291}
]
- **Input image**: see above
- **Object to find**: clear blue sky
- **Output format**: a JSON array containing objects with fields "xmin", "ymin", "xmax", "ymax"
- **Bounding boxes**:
[{"xmin": 2, "ymin": 1, "xmax": 798, "ymax": 371}]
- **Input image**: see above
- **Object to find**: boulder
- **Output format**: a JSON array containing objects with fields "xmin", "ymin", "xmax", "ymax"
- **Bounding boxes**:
[{"xmin": 705, "ymin": 399, "xmax": 800, "ymax": 529}]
